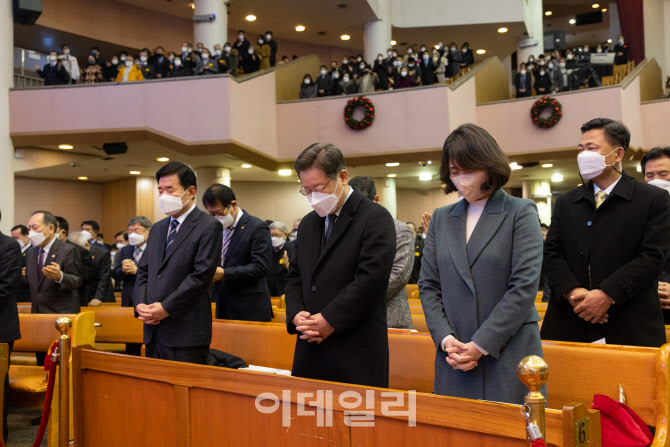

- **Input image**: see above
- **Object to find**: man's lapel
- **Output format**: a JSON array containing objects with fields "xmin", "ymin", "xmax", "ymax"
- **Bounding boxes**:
[
  {"xmin": 223, "ymin": 211, "xmax": 249, "ymax": 267},
  {"xmin": 160, "ymin": 208, "xmax": 199, "ymax": 269}
]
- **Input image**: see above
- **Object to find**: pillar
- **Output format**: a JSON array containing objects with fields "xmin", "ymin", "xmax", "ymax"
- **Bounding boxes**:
[
  {"xmin": 196, "ymin": 167, "xmax": 231, "ymax": 192},
  {"xmin": 643, "ymin": 0, "xmax": 670, "ymax": 82},
  {"xmin": 193, "ymin": 0, "xmax": 228, "ymax": 51},
  {"xmin": 1, "ymin": 1, "xmax": 13, "ymax": 233},
  {"xmin": 608, "ymin": 2, "xmax": 622, "ymax": 42},
  {"xmin": 363, "ymin": 0, "xmax": 392, "ymax": 64},
  {"xmin": 383, "ymin": 177, "xmax": 397, "ymax": 219},
  {"xmin": 517, "ymin": 0, "xmax": 544, "ymax": 67},
  {"xmin": 523, "ymin": 180, "xmax": 552, "ymax": 225}
]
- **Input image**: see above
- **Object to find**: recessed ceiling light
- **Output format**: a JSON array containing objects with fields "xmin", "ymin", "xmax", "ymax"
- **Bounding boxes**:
[
  {"xmin": 419, "ymin": 173, "xmax": 432, "ymax": 181},
  {"xmin": 59, "ymin": 144, "xmax": 73, "ymax": 150},
  {"xmin": 190, "ymin": 2, "xmax": 194, "ymax": 10},
  {"xmin": 278, "ymin": 169, "xmax": 292, "ymax": 176},
  {"xmin": 592, "ymin": 3, "xmax": 600, "ymax": 8},
  {"xmin": 387, "ymin": 174, "xmax": 397, "ymax": 178},
  {"xmin": 569, "ymin": 18, "xmax": 577, "ymax": 24},
  {"xmin": 551, "ymin": 174, "xmax": 563, "ymax": 182},
  {"xmin": 607, "ymin": 38, "xmax": 612, "ymax": 43},
  {"xmin": 476, "ymin": 49, "xmax": 486, "ymax": 55},
  {"xmin": 542, "ymin": 163, "xmax": 553, "ymax": 168},
  {"xmin": 498, "ymin": 27, "xmax": 508, "ymax": 33},
  {"xmin": 295, "ymin": 25, "xmax": 305, "ymax": 32},
  {"xmin": 78, "ymin": 176, "xmax": 88, "ymax": 180},
  {"xmin": 245, "ymin": 14, "xmax": 257, "ymax": 21},
  {"xmin": 129, "ymin": 170, "xmax": 141, "ymax": 175},
  {"xmin": 340, "ymin": 34, "xmax": 351, "ymax": 41},
  {"xmin": 601, "ymin": 8, "xmax": 607, "ymax": 12},
  {"xmin": 427, "ymin": 161, "xmax": 432, "ymax": 165},
  {"xmin": 156, "ymin": 157, "xmax": 169, "ymax": 162},
  {"xmin": 390, "ymin": 40, "xmax": 397, "ymax": 45},
  {"xmin": 241, "ymin": 164, "xmax": 252, "ymax": 169},
  {"xmin": 510, "ymin": 162, "xmax": 523, "ymax": 170},
  {"xmin": 545, "ymin": 11, "xmax": 552, "ymax": 16},
  {"xmin": 386, "ymin": 162, "xmax": 399, "ymax": 167}
]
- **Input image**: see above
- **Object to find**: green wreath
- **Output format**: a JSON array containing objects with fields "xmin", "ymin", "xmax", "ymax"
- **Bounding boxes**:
[
  {"xmin": 530, "ymin": 96, "xmax": 562, "ymax": 129},
  {"xmin": 344, "ymin": 96, "xmax": 375, "ymax": 131}
]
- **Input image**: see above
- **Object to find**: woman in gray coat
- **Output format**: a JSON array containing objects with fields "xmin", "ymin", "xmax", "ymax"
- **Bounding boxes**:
[{"xmin": 418, "ymin": 123, "xmax": 544, "ymax": 405}]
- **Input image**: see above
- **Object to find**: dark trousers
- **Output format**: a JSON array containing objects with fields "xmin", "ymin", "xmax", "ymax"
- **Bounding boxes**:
[
  {"xmin": 125, "ymin": 343, "xmax": 142, "ymax": 356},
  {"xmin": 145, "ymin": 338, "xmax": 208, "ymax": 365},
  {"xmin": 4, "ymin": 341, "xmax": 14, "ymax": 443}
]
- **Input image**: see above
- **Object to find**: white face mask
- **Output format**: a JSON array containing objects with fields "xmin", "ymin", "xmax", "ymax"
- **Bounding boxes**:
[
  {"xmin": 63, "ymin": 49, "xmax": 70, "ymax": 55},
  {"xmin": 248, "ymin": 49, "xmax": 254, "ymax": 55},
  {"xmin": 174, "ymin": 59, "xmax": 182, "ymax": 67},
  {"xmin": 648, "ymin": 178, "xmax": 670, "ymax": 193},
  {"xmin": 567, "ymin": 54, "xmax": 574, "ymax": 60},
  {"xmin": 577, "ymin": 149, "xmax": 619, "ymax": 180},
  {"xmin": 266, "ymin": 34, "xmax": 272, "ymax": 40},
  {"xmin": 307, "ymin": 180, "xmax": 344, "ymax": 217},
  {"xmin": 400, "ymin": 71, "xmax": 408, "ymax": 77},
  {"xmin": 140, "ymin": 56, "xmax": 147, "ymax": 62},
  {"xmin": 202, "ymin": 54, "xmax": 209, "ymax": 59},
  {"xmin": 451, "ymin": 172, "xmax": 488, "ymax": 203},
  {"xmin": 271, "ymin": 237, "xmax": 285, "ymax": 248},
  {"xmin": 215, "ymin": 49, "xmax": 222, "ymax": 56},
  {"xmin": 304, "ymin": 79, "xmax": 311, "ymax": 85},
  {"xmin": 125, "ymin": 61, "xmax": 133, "ymax": 67},
  {"xmin": 216, "ymin": 210, "xmax": 235, "ymax": 229},
  {"xmin": 112, "ymin": 58, "xmax": 119, "ymax": 65},
  {"xmin": 28, "ymin": 228, "xmax": 48, "ymax": 247},
  {"xmin": 128, "ymin": 232, "xmax": 145, "ymax": 246},
  {"xmin": 619, "ymin": 39, "xmax": 624, "ymax": 45},
  {"xmin": 80, "ymin": 230, "xmax": 93, "ymax": 242},
  {"xmin": 597, "ymin": 49, "xmax": 602, "ymax": 53},
  {"xmin": 343, "ymin": 76, "xmax": 349, "ymax": 82},
  {"xmin": 116, "ymin": 242, "xmax": 126, "ymax": 250},
  {"xmin": 320, "ymin": 69, "xmax": 326, "ymax": 75},
  {"xmin": 50, "ymin": 55, "xmax": 57, "ymax": 62},
  {"xmin": 520, "ymin": 70, "xmax": 527, "ymax": 75},
  {"xmin": 181, "ymin": 46, "xmax": 188, "ymax": 53},
  {"xmin": 333, "ymin": 72, "xmax": 340, "ymax": 79},
  {"xmin": 421, "ymin": 233, "xmax": 426, "ymax": 240},
  {"xmin": 159, "ymin": 190, "xmax": 188, "ymax": 216},
  {"xmin": 539, "ymin": 71, "xmax": 545, "ymax": 76},
  {"xmin": 559, "ymin": 63, "xmax": 566, "ymax": 68}
]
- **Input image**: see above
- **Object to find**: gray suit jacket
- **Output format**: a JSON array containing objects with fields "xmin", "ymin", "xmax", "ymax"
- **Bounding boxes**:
[
  {"xmin": 418, "ymin": 189, "xmax": 544, "ymax": 404},
  {"xmin": 387, "ymin": 220, "xmax": 414, "ymax": 329},
  {"xmin": 26, "ymin": 239, "xmax": 81, "ymax": 314}
]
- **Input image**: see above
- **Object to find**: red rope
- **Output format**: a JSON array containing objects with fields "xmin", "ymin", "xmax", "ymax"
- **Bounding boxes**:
[
  {"xmin": 32, "ymin": 341, "xmax": 59, "ymax": 447},
  {"xmin": 531, "ymin": 439, "xmax": 547, "ymax": 447}
]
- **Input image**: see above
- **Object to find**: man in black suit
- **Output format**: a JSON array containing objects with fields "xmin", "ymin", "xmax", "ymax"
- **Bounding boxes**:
[
  {"xmin": 10, "ymin": 224, "xmax": 31, "ymax": 302},
  {"xmin": 265, "ymin": 31, "xmax": 277, "ymax": 66},
  {"xmin": 25, "ymin": 210, "xmax": 81, "ymax": 314},
  {"xmin": 514, "ymin": 63, "xmax": 532, "ymax": 98},
  {"xmin": 0, "ymin": 211, "xmax": 21, "ymax": 444},
  {"xmin": 614, "ymin": 35, "xmax": 629, "ymax": 65},
  {"xmin": 150, "ymin": 46, "xmax": 171, "ymax": 79},
  {"xmin": 202, "ymin": 183, "xmax": 273, "ymax": 321},
  {"xmin": 266, "ymin": 221, "xmax": 295, "ymax": 296},
  {"xmin": 316, "ymin": 65, "xmax": 333, "ymax": 97},
  {"xmin": 69, "ymin": 232, "xmax": 114, "ymax": 306},
  {"xmin": 542, "ymin": 118, "xmax": 670, "ymax": 347},
  {"xmin": 34, "ymin": 51, "xmax": 70, "ymax": 85},
  {"xmin": 406, "ymin": 222, "xmax": 424, "ymax": 284},
  {"xmin": 81, "ymin": 220, "xmax": 107, "ymax": 250},
  {"xmin": 285, "ymin": 143, "xmax": 396, "ymax": 387},
  {"xmin": 55, "ymin": 216, "xmax": 94, "ymax": 308},
  {"xmin": 134, "ymin": 162, "xmax": 222, "ymax": 364}
]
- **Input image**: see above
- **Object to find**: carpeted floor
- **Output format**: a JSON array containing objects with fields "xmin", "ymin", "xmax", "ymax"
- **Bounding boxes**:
[{"xmin": 5, "ymin": 408, "xmax": 47, "ymax": 447}]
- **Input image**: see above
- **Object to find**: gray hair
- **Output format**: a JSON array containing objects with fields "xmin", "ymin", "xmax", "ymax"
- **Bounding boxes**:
[
  {"xmin": 128, "ymin": 216, "xmax": 152, "ymax": 229},
  {"xmin": 269, "ymin": 221, "xmax": 288, "ymax": 233},
  {"xmin": 67, "ymin": 231, "xmax": 88, "ymax": 248}
]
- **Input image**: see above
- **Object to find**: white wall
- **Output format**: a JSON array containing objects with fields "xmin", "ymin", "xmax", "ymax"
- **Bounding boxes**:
[{"xmin": 391, "ymin": 0, "xmax": 524, "ymax": 28}]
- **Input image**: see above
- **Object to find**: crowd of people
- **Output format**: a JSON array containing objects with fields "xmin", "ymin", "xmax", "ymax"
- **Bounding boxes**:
[
  {"xmin": 33, "ymin": 30, "xmax": 284, "ymax": 85},
  {"xmin": 300, "ymin": 42, "xmax": 476, "ymax": 98},
  {"xmin": 514, "ymin": 34, "xmax": 630, "ymax": 97}
]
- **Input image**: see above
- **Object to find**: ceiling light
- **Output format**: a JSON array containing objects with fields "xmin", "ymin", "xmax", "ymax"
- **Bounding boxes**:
[
  {"xmin": 476, "ymin": 49, "xmax": 486, "ymax": 55},
  {"xmin": 156, "ymin": 157, "xmax": 169, "ymax": 162},
  {"xmin": 278, "ymin": 169, "xmax": 292, "ymax": 176},
  {"xmin": 78, "ymin": 176, "xmax": 88, "ymax": 181},
  {"xmin": 190, "ymin": 2, "xmax": 195, "ymax": 10},
  {"xmin": 58, "ymin": 144, "xmax": 73, "ymax": 150},
  {"xmin": 245, "ymin": 14, "xmax": 257, "ymax": 21},
  {"xmin": 592, "ymin": 3, "xmax": 600, "ymax": 8},
  {"xmin": 434, "ymin": 44, "xmax": 440, "ymax": 49},
  {"xmin": 386, "ymin": 162, "xmax": 399, "ymax": 167},
  {"xmin": 387, "ymin": 174, "xmax": 397, "ymax": 178},
  {"xmin": 129, "ymin": 170, "xmax": 141, "ymax": 175},
  {"xmin": 607, "ymin": 38, "xmax": 612, "ymax": 43},
  {"xmin": 419, "ymin": 173, "xmax": 432, "ymax": 181},
  {"xmin": 241, "ymin": 164, "xmax": 252, "ymax": 169},
  {"xmin": 498, "ymin": 27, "xmax": 508, "ymax": 33},
  {"xmin": 601, "ymin": 8, "xmax": 607, "ymax": 12},
  {"xmin": 636, "ymin": 165, "xmax": 642, "ymax": 172},
  {"xmin": 569, "ymin": 18, "xmax": 576, "ymax": 24},
  {"xmin": 390, "ymin": 40, "xmax": 397, "ymax": 46},
  {"xmin": 545, "ymin": 11, "xmax": 552, "ymax": 16},
  {"xmin": 542, "ymin": 163, "xmax": 553, "ymax": 168},
  {"xmin": 510, "ymin": 162, "xmax": 522, "ymax": 170},
  {"xmin": 427, "ymin": 161, "xmax": 432, "ymax": 165},
  {"xmin": 551, "ymin": 174, "xmax": 563, "ymax": 183},
  {"xmin": 340, "ymin": 34, "xmax": 351, "ymax": 41},
  {"xmin": 295, "ymin": 25, "xmax": 305, "ymax": 32}
]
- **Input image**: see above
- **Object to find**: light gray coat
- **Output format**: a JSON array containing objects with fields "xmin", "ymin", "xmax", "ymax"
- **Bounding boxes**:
[
  {"xmin": 418, "ymin": 189, "xmax": 544, "ymax": 404},
  {"xmin": 387, "ymin": 220, "xmax": 414, "ymax": 329}
]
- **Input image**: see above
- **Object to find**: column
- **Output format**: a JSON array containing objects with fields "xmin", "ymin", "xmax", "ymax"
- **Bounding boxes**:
[
  {"xmin": 363, "ymin": 0, "xmax": 392, "ymax": 64},
  {"xmin": 1, "ymin": 1, "xmax": 13, "ymax": 232},
  {"xmin": 517, "ymin": 0, "xmax": 544, "ymax": 67},
  {"xmin": 383, "ymin": 177, "xmax": 397, "ymax": 219},
  {"xmin": 193, "ymin": 0, "xmax": 228, "ymax": 51},
  {"xmin": 608, "ymin": 2, "xmax": 622, "ymax": 42},
  {"xmin": 523, "ymin": 180, "xmax": 552, "ymax": 225},
  {"xmin": 196, "ymin": 167, "xmax": 231, "ymax": 190},
  {"xmin": 643, "ymin": 0, "xmax": 670, "ymax": 82}
]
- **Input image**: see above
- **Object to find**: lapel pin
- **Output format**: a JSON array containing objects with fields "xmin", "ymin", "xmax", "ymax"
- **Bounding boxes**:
[{"xmin": 241, "ymin": 226, "xmax": 245, "ymax": 230}]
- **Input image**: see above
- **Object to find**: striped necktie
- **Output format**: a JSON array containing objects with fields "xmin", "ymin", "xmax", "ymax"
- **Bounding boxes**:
[
  {"xmin": 221, "ymin": 229, "xmax": 233, "ymax": 265},
  {"xmin": 134, "ymin": 246, "xmax": 141, "ymax": 264},
  {"xmin": 595, "ymin": 191, "xmax": 607, "ymax": 209},
  {"xmin": 165, "ymin": 219, "xmax": 179, "ymax": 254}
]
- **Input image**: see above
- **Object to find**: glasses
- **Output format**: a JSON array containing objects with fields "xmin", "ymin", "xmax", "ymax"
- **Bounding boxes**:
[{"xmin": 299, "ymin": 177, "xmax": 333, "ymax": 196}]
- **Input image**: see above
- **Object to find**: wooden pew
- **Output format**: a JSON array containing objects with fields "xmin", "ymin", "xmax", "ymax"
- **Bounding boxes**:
[
  {"xmin": 406, "ymin": 284, "xmax": 419, "ymax": 301},
  {"xmin": 81, "ymin": 306, "xmax": 144, "ymax": 351},
  {"xmin": 536, "ymin": 302, "xmax": 547, "ymax": 321},
  {"xmin": 72, "ymin": 345, "xmax": 598, "ymax": 446}
]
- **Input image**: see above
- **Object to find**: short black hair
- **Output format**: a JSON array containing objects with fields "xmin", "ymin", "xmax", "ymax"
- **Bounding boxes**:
[
  {"xmin": 641, "ymin": 147, "xmax": 670, "ymax": 175},
  {"xmin": 580, "ymin": 118, "xmax": 630, "ymax": 152},
  {"xmin": 32, "ymin": 210, "xmax": 57, "ymax": 229},
  {"xmin": 348, "ymin": 176, "xmax": 376, "ymax": 201},
  {"xmin": 61, "ymin": 44, "xmax": 69, "ymax": 49},
  {"xmin": 55, "ymin": 216, "xmax": 69, "ymax": 235},
  {"xmin": 115, "ymin": 231, "xmax": 129, "ymax": 242},
  {"xmin": 440, "ymin": 123, "xmax": 511, "ymax": 195},
  {"xmin": 265, "ymin": 31, "xmax": 273, "ymax": 35},
  {"xmin": 202, "ymin": 183, "xmax": 236, "ymax": 208},
  {"xmin": 238, "ymin": 30, "xmax": 245, "ymax": 34},
  {"xmin": 293, "ymin": 143, "xmax": 346, "ymax": 179},
  {"xmin": 11, "ymin": 224, "xmax": 28, "ymax": 235},
  {"xmin": 155, "ymin": 161, "xmax": 197, "ymax": 191},
  {"xmin": 98, "ymin": 233, "xmax": 104, "ymax": 239},
  {"xmin": 90, "ymin": 46, "xmax": 100, "ymax": 52},
  {"xmin": 81, "ymin": 220, "xmax": 100, "ymax": 233}
]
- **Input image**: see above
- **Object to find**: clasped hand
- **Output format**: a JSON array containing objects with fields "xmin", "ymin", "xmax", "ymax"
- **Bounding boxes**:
[
  {"xmin": 444, "ymin": 338, "xmax": 482, "ymax": 372},
  {"xmin": 293, "ymin": 311, "xmax": 334, "ymax": 344},
  {"xmin": 135, "ymin": 302, "xmax": 169, "ymax": 325},
  {"xmin": 566, "ymin": 287, "xmax": 610, "ymax": 324}
]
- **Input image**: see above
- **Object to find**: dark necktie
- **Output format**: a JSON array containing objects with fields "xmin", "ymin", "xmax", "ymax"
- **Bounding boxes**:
[
  {"xmin": 37, "ymin": 247, "xmax": 45, "ymax": 278},
  {"xmin": 165, "ymin": 219, "xmax": 179, "ymax": 254},
  {"xmin": 325, "ymin": 215, "xmax": 337, "ymax": 242}
]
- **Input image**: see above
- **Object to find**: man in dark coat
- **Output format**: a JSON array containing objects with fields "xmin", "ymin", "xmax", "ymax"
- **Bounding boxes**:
[{"xmin": 285, "ymin": 143, "xmax": 396, "ymax": 387}]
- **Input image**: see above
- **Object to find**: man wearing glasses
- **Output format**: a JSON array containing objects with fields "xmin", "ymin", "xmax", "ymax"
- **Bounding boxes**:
[{"xmin": 285, "ymin": 143, "xmax": 396, "ymax": 387}]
